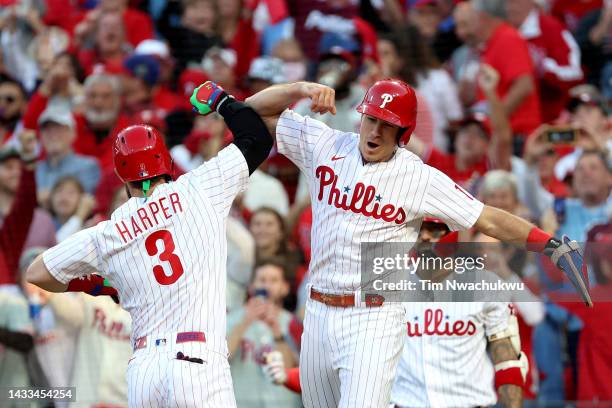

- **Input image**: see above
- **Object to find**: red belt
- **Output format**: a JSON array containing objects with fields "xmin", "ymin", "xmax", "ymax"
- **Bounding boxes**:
[
  {"xmin": 310, "ymin": 288, "xmax": 385, "ymax": 308},
  {"xmin": 134, "ymin": 331, "xmax": 206, "ymax": 351}
]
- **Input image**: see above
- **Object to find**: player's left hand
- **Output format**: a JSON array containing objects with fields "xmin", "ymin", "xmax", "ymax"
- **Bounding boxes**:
[
  {"xmin": 190, "ymin": 81, "xmax": 228, "ymax": 116},
  {"xmin": 545, "ymin": 235, "xmax": 593, "ymax": 307}
]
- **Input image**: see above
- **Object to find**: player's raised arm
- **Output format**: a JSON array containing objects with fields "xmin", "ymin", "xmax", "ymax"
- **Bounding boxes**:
[
  {"xmin": 474, "ymin": 205, "xmax": 592, "ymax": 307},
  {"xmin": 191, "ymin": 81, "xmax": 274, "ymax": 174},
  {"xmin": 244, "ymin": 81, "xmax": 337, "ymax": 136},
  {"xmin": 421, "ymin": 169, "xmax": 593, "ymax": 307}
]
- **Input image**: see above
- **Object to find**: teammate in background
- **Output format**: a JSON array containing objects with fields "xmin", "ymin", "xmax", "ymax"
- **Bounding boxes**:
[
  {"xmin": 64, "ymin": 293, "xmax": 132, "ymax": 407},
  {"xmin": 26, "ymin": 81, "xmax": 274, "ymax": 407},
  {"xmin": 20, "ymin": 247, "xmax": 131, "ymax": 407},
  {"xmin": 246, "ymin": 78, "xmax": 591, "ymax": 407},
  {"xmin": 262, "ymin": 220, "xmax": 528, "ymax": 408},
  {"xmin": 19, "ymin": 247, "xmax": 78, "ymax": 391},
  {"xmin": 390, "ymin": 218, "xmax": 525, "ymax": 408},
  {"xmin": 227, "ymin": 258, "xmax": 302, "ymax": 408}
]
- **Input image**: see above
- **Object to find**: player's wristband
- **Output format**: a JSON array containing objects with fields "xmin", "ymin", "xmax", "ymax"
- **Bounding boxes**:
[
  {"xmin": 67, "ymin": 274, "xmax": 118, "ymax": 297},
  {"xmin": 284, "ymin": 367, "xmax": 302, "ymax": 394},
  {"xmin": 526, "ymin": 227, "xmax": 553, "ymax": 253},
  {"xmin": 494, "ymin": 365, "xmax": 524, "ymax": 389}
]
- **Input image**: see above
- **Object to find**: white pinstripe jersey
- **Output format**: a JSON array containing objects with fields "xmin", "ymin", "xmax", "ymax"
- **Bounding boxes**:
[
  {"xmin": 43, "ymin": 145, "xmax": 249, "ymax": 354},
  {"xmin": 392, "ymin": 301, "xmax": 511, "ymax": 407},
  {"xmin": 276, "ymin": 110, "xmax": 484, "ymax": 292}
]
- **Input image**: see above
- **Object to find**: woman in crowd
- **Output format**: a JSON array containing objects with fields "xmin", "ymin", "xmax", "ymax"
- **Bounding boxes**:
[{"xmin": 48, "ymin": 176, "xmax": 95, "ymax": 242}]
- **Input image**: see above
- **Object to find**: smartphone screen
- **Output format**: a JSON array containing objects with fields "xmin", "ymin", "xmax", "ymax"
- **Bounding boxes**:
[
  {"xmin": 546, "ymin": 129, "xmax": 576, "ymax": 144},
  {"xmin": 254, "ymin": 288, "xmax": 268, "ymax": 299}
]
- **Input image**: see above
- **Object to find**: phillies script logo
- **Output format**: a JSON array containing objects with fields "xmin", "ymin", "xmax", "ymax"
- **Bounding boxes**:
[
  {"xmin": 316, "ymin": 165, "xmax": 406, "ymax": 224},
  {"xmin": 407, "ymin": 308, "xmax": 477, "ymax": 337}
]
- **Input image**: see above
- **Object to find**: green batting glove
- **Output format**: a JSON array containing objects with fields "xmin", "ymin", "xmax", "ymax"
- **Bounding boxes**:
[{"xmin": 190, "ymin": 81, "xmax": 227, "ymax": 116}]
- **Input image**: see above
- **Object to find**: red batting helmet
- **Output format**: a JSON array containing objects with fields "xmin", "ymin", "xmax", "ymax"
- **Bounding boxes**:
[
  {"xmin": 422, "ymin": 217, "xmax": 457, "ymax": 243},
  {"xmin": 113, "ymin": 124, "xmax": 174, "ymax": 183},
  {"xmin": 356, "ymin": 79, "xmax": 418, "ymax": 144}
]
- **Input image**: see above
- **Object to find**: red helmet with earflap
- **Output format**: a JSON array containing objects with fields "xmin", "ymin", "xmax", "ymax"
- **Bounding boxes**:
[
  {"xmin": 113, "ymin": 125, "xmax": 174, "ymax": 183},
  {"xmin": 356, "ymin": 79, "xmax": 418, "ymax": 145}
]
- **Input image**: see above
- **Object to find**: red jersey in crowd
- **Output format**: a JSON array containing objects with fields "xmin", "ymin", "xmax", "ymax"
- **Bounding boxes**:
[
  {"xmin": 520, "ymin": 10, "xmax": 583, "ymax": 122},
  {"xmin": 479, "ymin": 22, "xmax": 542, "ymax": 136},
  {"xmin": 290, "ymin": 0, "xmax": 358, "ymax": 60},
  {"xmin": 551, "ymin": 0, "xmax": 603, "ymax": 32},
  {"xmin": 554, "ymin": 286, "xmax": 612, "ymax": 402},
  {"xmin": 424, "ymin": 148, "xmax": 489, "ymax": 189},
  {"xmin": 78, "ymin": 49, "xmax": 127, "ymax": 77},
  {"xmin": 0, "ymin": 168, "xmax": 35, "ymax": 285}
]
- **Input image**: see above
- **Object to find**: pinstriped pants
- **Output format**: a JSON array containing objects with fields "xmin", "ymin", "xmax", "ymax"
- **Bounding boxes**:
[
  {"xmin": 300, "ymin": 298, "xmax": 405, "ymax": 408},
  {"xmin": 126, "ymin": 343, "xmax": 236, "ymax": 407}
]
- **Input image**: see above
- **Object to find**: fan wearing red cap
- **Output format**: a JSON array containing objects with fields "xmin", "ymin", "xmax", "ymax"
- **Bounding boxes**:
[
  {"xmin": 25, "ymin": 80, "xmax": 275, "ymax": 407},
  {"xmin": 245, "ymin": 78, "xmax": 592, "ymax": 408}
]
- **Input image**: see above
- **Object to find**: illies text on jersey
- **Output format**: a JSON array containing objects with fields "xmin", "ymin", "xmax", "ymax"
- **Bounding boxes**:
[{"xmin": 115, "ymin": 192, "xmax": 184, "ymax": 244}]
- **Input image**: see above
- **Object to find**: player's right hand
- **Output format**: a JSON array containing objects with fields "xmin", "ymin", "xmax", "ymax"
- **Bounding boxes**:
[
  {"xmin": 300, "ymin": 82, "xmax": 337, "ymax": 115},
  {"xmin": 262, "ymin": 351, "xmax": 288, "ymax": 385}
]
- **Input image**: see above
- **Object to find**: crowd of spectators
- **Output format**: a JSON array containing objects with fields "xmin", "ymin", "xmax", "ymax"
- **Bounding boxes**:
[{"xmin": 0, "ymin": 0, "xmax": 610, "ymax": 406}]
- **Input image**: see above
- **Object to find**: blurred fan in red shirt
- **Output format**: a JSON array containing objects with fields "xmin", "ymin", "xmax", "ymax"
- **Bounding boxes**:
[
  {"xmin": 456, "ymin": 1, "xmax": 541, "ymax": 138},
  {"xmin": 73, "ymin": 0, "xmax": 154, "ymax": 47},
  {"xmin": 551, "ymin": 0, "xmax": 603, "ymax": 32},
  {"xmin": 507, "ymin": 0, "xmax": 583, "ymax": 123},
  {"xmin": 554, "ymin": 221, "xmax": 612, "ymax": 402},
  {"xmin": 76, "ymin": 11, "xmax": 130, "ymax": 76}
]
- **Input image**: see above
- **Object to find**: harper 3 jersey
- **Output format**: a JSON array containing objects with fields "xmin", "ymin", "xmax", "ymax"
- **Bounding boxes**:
[{"xmin": 42, "ymin": 145, "xmax": 249, "ymax": 356}]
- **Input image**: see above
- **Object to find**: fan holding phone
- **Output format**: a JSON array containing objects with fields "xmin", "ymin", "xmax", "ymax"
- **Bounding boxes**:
[{"xmin": 226, "ymin": 259, "xmax": 302, "ymax": 407}]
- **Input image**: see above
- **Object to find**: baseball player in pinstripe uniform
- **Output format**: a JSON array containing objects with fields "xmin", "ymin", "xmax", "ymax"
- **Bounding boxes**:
[
  {"xmin": 247, "ymin": 79, "xmax": 591, "ymax": 407},
  {"xmin": 391, "ymin": 218, "xmax": 526, "ymax": 408},
  {"xmin": 25, "ymin": 81, "xmax": 274, "ymax": 407}
]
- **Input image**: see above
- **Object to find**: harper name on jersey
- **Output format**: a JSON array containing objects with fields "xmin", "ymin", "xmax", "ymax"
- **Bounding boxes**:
[{"xmin": 114, "ymin": 192, "xmax": 184, "ymax": 244}]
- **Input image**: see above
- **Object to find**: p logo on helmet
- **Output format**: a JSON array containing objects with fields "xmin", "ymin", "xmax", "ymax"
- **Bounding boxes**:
[{"xmin": 380, "ymin": 93, "xmax": 394, "ymax": 108}]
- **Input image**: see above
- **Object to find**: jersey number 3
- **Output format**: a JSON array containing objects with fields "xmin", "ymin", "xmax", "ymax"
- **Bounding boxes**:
[{"xmin": 145, "ymin": 230, "xmax": 185, "ymax": 285}]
